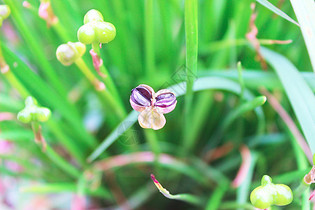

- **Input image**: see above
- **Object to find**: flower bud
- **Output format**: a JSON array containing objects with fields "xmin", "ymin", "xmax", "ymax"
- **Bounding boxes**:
[
  {"xmin": 130, "ymin": 84, "xmax": 154, "ymax": 112},
  {"xmin": 0, "ymin": 5, "xmax": 10, "ymax": 19},
  {"xmin": 17, "ymin": 96, "xmax": 51, "ymax": 123},
  {"xmin": 94, "ymin": 22, "xmax": 116, "ymax": 44},
  {"xmin": 155, "ymin": 89, "xmax": 177, "ymax": 114},
  {"xmin": 0, "ymin": 5, "xmax": 10, "ymax": 27},
  {"xmin": 84, "ymin": 9, "xmax": 103, "ymax": 24},
  {"xmin": 56, "ymin": 42, "xmax": 86, "ymax": 66},
  {"xmin": 250, "ymin": 175, "xmax": 293, "ymax": 209},
  {"xmin": 77, "ymin": 23, "xmax": 95, "ymax": 45},
  {"xmin": 77, "ymin": 9, "xmax": 116, "ymax": 44}
]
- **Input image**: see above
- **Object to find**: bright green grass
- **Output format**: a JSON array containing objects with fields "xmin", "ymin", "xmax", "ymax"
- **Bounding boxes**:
[{"xmin": 0, "ymin": 0, "xmax": 315, "ymax": 209}]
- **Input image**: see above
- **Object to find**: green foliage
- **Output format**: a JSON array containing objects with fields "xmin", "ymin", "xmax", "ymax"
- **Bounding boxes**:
[{"xmin": 0, "ymin": 0, "xmax": 314, "ymax": 209}]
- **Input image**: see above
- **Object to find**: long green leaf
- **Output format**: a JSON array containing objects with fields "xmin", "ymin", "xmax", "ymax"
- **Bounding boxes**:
[
  {"xmin": 198, "ymin": 70, "xmax": 315, "ymax": 91},
  {"xmin": 289, "ymin": 0, "xmax": 315, "ymax": 71},
  {"xmin": 256, "ymin": 0, "xmax": 299, "ymax": 26},
  {"xmin": 20, "ymin": 183, "xmax": 112, "ymax": 199},
  {"xmin": 183, "ymin": 0, "xmax": 198, "ymax": 154},
  {"xmin": 261, "ymin": 46, "xmax": 315, "ymax": 153}
]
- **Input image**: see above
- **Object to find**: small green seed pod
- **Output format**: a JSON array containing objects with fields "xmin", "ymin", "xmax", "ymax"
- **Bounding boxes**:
[
  {"xmin": 94, "ymin": 22, "xmax": 116, "ymax": 44},
  {"xmin": 77, "ymin": 24, "xmax": 96, "ymax": 45},
  {"xmin": 56, "ymin": 42, "xmax": 86, "ymax": 66},
  {"xmin": 17, "ymin": 96, "xmax": 51, "ymax": 123},
  {"xmin": 17, "ymin": 109, "xmax": 32, "ymax": 123},
  {"xmin": 250, "ymin": 175, "xmax": 293, "ymax": 209},
  {"xmin": 77, "ymin": 9, "xmax": 116, "ymax": 45},
  {"xmin": 83, "ymin": 9, "xmax": 103, "ymax": 24}
]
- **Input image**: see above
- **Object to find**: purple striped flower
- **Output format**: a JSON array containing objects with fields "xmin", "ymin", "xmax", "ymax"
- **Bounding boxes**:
[
  {"xmin": 155, "ymin": 89, "xmax": 177, "ymax": 114},
  {"xmin": 130, "ymin": 84, "xmax": 177, "ymax": 130}
]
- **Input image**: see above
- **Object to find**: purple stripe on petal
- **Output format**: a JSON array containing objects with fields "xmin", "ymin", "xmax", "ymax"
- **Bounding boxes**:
[
  {"xmin": 130, "ymin": 84, "xmax": 155, "ymax": 112},
  {"xmin": 131, "ymin": 89, "xmax": 151, "ymax": 106},
  {"xmin": 154, "ymin": 90, "xmax": 177, "ymax": 114}
]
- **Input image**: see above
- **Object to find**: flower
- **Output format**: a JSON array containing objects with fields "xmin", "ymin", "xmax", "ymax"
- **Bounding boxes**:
[{"xmin": 130, "ymin": 84, "xmax": 177, "ymax": 130}]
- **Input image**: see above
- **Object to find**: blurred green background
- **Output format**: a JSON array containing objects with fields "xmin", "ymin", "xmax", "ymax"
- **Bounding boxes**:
[{"xmin": 0, "ymin": 0, "xmax": 314, "ymax": 209}]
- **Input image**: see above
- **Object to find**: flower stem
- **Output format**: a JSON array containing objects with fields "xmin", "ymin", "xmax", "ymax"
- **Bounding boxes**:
[
  {"xmin": 182, "ymin": 0, "xmax": 198, "ymax": 155},
  {"xmin": 75, "ymin": 58, "xmax": 126, "ymax": 119},
  {"xmin": 91, "ymin": 43, "xmax": 125, "ymax": 108},
  {"xmin": 144, "ymin": 0, "xmax": 155, "ymax": 76}
]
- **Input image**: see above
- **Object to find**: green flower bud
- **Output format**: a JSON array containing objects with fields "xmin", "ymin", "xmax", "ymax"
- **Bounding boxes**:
[
  {"xmin": 0, "ymin": 5, "xmax": 11, "ymax": 27},
  {"xmin": 77, "ymin": 23, "xmax": 96, "ymax": 45},
  {"xmin": 94, "ymin": 22, "xmax": 116, "ymax": 44},
  {"xmin": 56, "ymin": 42, "xmax": 86, "ymax": 66},
  {"xmin": 250, "ymin": 175, "xmax": 293, "ymax": 209},
  {"xmin": 0, "ymin": 5, "xmax": 10, "ymax": 19},
  {"xmin": 77, "ymin": 9, "xmax": 116, "ymax": 44},
  {"xmin": 84, "ymin": 9, "xmax": 103, "ymax": 24},
  {"xmin": 17, "ymin": 96, "xmax": 51, "ymax": 123}
]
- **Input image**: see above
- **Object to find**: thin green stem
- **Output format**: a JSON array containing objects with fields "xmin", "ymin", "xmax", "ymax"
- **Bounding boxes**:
[
  {"xmin": 206, "ymin": 181, "xmax": 229, "ymax": 210},
  {"xmin": 182, "ymin": 0, "xmax": 198, "ymax": 154},
  {"xmin": 237, "ymin": 61, "xmax": 245, "ymax": 101},
  {"xmin": 91, "ymin": 43, "xmax": 123, "ymax": 105},
  {"xmin": 75, "ymin": 58, "xmax": 125, "ymax": 119},
  {"xmin": 45, "ymin": 145, "xmax": 80, "ymax": 179},
  {"xmin": 3, "ymin": 71, "xmax": 29, "ymax": 98},
  {"xmin": 144, "ymin": 0, "xmax": 155, "ymax": 76}
]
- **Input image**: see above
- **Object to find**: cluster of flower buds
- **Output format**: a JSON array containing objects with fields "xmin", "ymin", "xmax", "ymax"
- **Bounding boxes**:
[
  {"xmin": 17, "ymin": 96, "xmax": 51, "ymax": 123},
  {"xmin": 77, "ymin": 9, "xmax": 116, "ymax": 45},
  {"xmin": 56, "ymin": 42, "xmax": 86, "ymax": 66},
  {"xmin": 0, "ymin": 5, "xmax": 10, "ymax": 27},
  {"xmin": 17, "ymin": 97, "xmax": 51, "ymax": 151},
  {"xmin": 130, "ymin": 85, "xmax": 177, "ymax": 130},
  {"xmin": 250, "ymin": 175, "xmax": 293, "ymax": 209}
]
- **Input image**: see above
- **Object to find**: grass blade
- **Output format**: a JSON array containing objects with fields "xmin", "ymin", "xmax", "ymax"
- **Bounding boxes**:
[
  {"xmin": 261, "ymin": 46, "xmax": 315, "ymax": 153},
  {"xmin": 256, "ymin": 0, "xmax": 299, "ymax": 26},
  {"xmin": 183, "ymin": 0, "xmax": 198, "ymax": 154},
  {"xmin": 289, "ymin": 0, "xmax": 315, "ymax": 71},
  {"xmin": 20, "ymin": 183, "xmax": 111, "ymax": 199}
]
